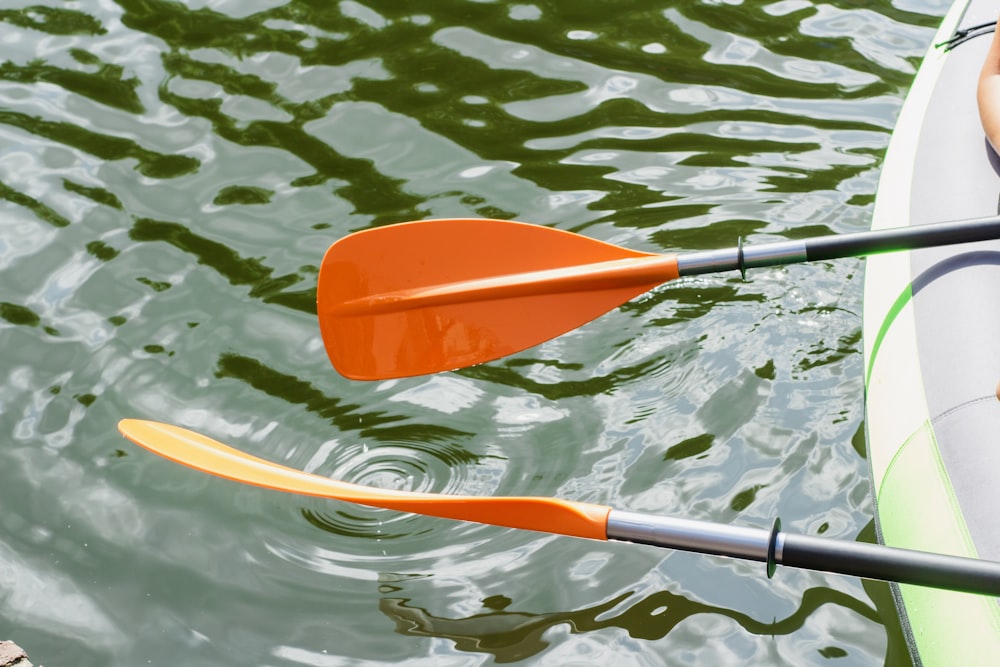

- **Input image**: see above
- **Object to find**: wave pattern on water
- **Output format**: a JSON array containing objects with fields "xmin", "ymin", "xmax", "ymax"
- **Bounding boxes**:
[{"xmin": 0, "ymin": 0, "xmax": 952, "ymax": 665}]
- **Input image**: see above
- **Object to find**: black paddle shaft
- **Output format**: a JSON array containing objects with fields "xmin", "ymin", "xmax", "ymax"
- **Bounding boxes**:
[
  {"xmin": 780, "ymin": 532, "xmax": 1000, "ymax": 596},
  {"xmin": 676, "ymin": 215, "xmax": 1000, "ymax": 278},
  {"xmin": 607, "ymin": 510, "xmax": 1000, "ymax": 596}
]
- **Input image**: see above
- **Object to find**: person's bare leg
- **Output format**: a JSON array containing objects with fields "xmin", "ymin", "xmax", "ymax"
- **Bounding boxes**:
[{"xmin": 977, "ymin": 19, "xmax": 1000, "ymax": 153}]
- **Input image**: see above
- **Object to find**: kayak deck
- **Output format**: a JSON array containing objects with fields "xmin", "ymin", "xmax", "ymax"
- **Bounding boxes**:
[{"xmin": 864, "ymin": 0, "xmax": 1000, "ymax": 663}]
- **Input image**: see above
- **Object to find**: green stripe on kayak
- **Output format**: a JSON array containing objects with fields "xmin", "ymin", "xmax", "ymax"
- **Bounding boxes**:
[
  {"xmin": 878, "ymin": 421, "xmax": 1000, "ymax": 663},
  {"xmin": 865, "ymin": 282, "xmax": 913, "ymax": 389}
]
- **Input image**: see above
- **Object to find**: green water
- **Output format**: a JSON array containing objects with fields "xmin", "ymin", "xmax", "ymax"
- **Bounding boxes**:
[{"xmin": 0, "ymin": 0, "xmax": 953, "ymax": 664}]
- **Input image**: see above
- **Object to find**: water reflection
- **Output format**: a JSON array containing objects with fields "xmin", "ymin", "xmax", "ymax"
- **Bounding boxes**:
[
  {"xmin": 214, "ymin": 352, "xmax": 475, "ymax": 447},
  {"xmin": 0, "ymin": 109, "xmax": 199, "ymax": 178},
  {"xmin": 458, "ymin": 355, "xmax": 672, "ymax": 400},
  {"xmin": 0, "ymin": 0, "xmax": 939, "ymax": 664},
  {"xmin": 0, "ymin": 51, "xmax": 144, "ymax": 114},
  {"xmin": 0, "ymin": 180, "xmax": 70, "ymax": 227},
  {"xmin": 379, "ymin": 581, "xmax": 883, "ymax": 664},
  {"xmin": 0, "ymin": 5, "xmax": 106, "ymax": 37},
  {"xmin": 61, "ymin": 179, "xmax": 122, "ymax": 209},
  {"xmin": 128, "ymin": 218, "xmax": 314, "ymax": 311},
  {"xmin": 0, "ymin": 301, "xmax": 42, "ymax": 327}
]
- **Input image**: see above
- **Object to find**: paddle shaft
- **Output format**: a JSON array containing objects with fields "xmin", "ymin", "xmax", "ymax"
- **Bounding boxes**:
[
  {"xmin": 120, "ymin": 419, "xmax": 1000, "ymax": 597},
  {"xmin": 331, "ymin": 215, "xmax": 1000, "ymax": 316},
  {"xmin": 318, "ymin": 214, "xmax": 1000, "ymax": 379},
  {"xmin": 678, "ymin": 215, "xmax": 1000, "ymax": 277},
  {"xmin": 608, "ymin": 511, "xmax": 1000, "ymax": 596}
]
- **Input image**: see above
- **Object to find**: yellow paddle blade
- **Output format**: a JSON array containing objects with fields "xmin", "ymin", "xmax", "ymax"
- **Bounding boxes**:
[
  {"xmin": 118, "ymin": 419, "xmax": 611, "ymax": 540},
  {"xmin": 317, "ymin": 218, "xmax": 678, "ymax": 380}
]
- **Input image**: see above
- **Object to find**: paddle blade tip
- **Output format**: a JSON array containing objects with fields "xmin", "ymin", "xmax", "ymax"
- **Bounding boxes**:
[
  {"xmin": 117, "ymin": 419, "xmax": 226, "ymax": 464},
  {"xmin": 118, "ymin": 418, "xmax": 184, "ymax": 456},
  {"xmin": 117, "ymin": 417, "xmax": 152, "ymax": 442}
]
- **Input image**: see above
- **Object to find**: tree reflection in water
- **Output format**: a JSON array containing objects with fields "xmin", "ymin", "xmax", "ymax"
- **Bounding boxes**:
[{"xmin": 379, "ymin": 579, "xmax": 896, "ymax": 664}]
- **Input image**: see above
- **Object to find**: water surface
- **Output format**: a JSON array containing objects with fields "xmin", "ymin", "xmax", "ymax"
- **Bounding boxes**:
[{"xmin": 0, "ymin": 0, "xmax": 952, "ymax": 664}]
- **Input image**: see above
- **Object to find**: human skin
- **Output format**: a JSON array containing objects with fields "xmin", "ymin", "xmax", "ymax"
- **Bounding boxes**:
[{"xmin": 977, "ymin": 20, "xmax": 1000, "ymax": 153}]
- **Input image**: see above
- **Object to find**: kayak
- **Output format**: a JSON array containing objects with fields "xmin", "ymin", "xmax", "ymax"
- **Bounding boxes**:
[{"xmin": 864, "ymin": 0, "xmax": 1000, "ymax": 664}]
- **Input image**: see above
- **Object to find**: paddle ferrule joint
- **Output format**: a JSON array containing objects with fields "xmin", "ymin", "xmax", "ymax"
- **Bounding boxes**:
[
  {"xmin": 675, "ymin": 248, "xmax": 740, "ymax": 276},
  {"xmin": 676, "ymin": 240, "xmax": 808, "ymax": 277},
  {"xmin": 606, "ymin": 510, "xmax": 773, "ymax": 562}
]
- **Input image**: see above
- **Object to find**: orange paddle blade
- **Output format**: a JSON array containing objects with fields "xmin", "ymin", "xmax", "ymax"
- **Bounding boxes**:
[
  {"xmin": 118, "ymin": 419, "xmax": 611, "ymax": 540},
  {"xmin": 317, "ymin": 218, "xmax": 678, "ymax": 380}
]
